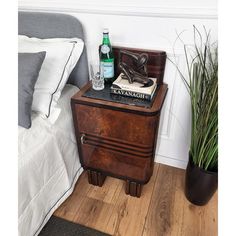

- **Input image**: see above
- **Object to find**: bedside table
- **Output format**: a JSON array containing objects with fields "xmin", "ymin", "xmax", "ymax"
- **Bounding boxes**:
[{"xmin": 71, "ymin": 82, "xmax": 167, "ymax": 197}]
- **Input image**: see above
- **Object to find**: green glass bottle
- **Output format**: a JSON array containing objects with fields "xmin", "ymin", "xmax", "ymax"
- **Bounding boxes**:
[{"xmin": 99, "ymin": 29, "xmax": 115, "ymax": 84}]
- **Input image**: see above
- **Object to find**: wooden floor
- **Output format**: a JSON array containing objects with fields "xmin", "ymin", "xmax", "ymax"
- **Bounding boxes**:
[{"xmin": 54, "ymin": 164, "xmax": 218, "ymax": 236}]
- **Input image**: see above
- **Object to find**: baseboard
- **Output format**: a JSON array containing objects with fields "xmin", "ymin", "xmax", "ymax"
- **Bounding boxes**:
[{"xmin": 155, "ymin": 154, "xmax": 187, "ymax": 169}]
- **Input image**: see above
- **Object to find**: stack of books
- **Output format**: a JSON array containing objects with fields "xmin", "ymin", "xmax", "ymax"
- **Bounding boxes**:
[{"xmin": 110, "ymin": 73, "xmax": 158, "ymax": 101}]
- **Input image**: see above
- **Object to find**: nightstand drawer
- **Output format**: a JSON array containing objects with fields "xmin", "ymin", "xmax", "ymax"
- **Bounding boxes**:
[
  {"xmin": 81, "ymin": 143, "xmax": 152, "ymax": 182},
  {"xmin": 75, "ymin": 104, "xmax": 159, "ymax": 147}
]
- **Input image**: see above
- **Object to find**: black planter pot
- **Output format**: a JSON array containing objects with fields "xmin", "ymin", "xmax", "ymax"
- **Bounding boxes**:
[{"xmin": 185, "ymin": 156, "xmax": 218, "ymax": 206}]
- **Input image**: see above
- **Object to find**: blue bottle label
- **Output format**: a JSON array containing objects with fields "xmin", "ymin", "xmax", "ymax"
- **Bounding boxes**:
[{"xmin": 102, "ymin": 62, "xmax": 114, "ymax": 78}]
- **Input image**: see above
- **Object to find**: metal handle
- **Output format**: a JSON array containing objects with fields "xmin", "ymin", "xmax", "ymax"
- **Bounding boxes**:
[{"xmin": 81, "ymin": 134, "xmax": 85, "ymax": 145}]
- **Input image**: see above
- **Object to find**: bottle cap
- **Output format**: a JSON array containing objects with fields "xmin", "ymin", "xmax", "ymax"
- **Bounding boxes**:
[{"xmin": 103, "ymin": 28, "xmax": 109, "ymax": 34}]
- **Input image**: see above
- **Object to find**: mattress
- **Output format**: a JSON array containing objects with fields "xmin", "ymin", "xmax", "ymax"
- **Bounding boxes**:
[{"xmin": 18, "ymin": 84, "xmax": 82, "ymax": 236}]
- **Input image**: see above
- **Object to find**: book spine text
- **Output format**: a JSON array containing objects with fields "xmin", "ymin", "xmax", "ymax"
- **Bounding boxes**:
[{"xmin": 110, "ymin": 88, "xmax": 151, "ymax": 100}]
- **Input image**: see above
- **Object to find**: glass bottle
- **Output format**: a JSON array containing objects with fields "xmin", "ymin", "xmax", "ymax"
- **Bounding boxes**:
[{"xmin": 99, "ymin": 28, "xmax": 115, "ymax": 84}]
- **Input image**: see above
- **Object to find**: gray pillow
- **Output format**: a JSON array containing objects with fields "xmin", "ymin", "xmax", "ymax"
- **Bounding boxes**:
[{"xmin": 18, "ymin": 52, "xmax": 46, "ymax": 128}]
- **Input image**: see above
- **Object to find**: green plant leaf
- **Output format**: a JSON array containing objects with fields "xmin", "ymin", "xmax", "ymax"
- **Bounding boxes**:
[{"xmin": 172, "ymin": 26, "xmax": 218, "ymax": 171}]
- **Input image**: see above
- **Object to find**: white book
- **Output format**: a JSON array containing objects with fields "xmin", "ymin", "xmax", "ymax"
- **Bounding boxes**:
[{"xmin": 112, "ymin": 73, "xmax": 157, "ymax": 95}]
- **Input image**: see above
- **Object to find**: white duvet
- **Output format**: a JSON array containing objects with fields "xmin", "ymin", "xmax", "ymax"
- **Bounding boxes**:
[{"xmin": 18, "ymin": 85, "xmax": 83, "ymax": 236}]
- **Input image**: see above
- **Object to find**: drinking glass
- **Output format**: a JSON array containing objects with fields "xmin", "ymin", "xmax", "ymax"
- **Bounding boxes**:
[{"xmin": 90, "ymin": 63, "xmax": 104, "ymax": 91}]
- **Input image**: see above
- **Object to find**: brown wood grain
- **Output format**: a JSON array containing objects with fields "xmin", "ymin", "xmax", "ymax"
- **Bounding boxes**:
[
  {"xmin": 142, "ymin": 165, "xmax": 218, "ymax": 236},
  {"xmin": 54, "ymin": 164, "xmax": 218, "ymax": 236},
  {"xmin": 112, "ymin": 46, "xmax": 167, "ymax": 85},
  {"xmin": 71, "ymin": 82, "xmax": 168, "ymax": 116},
  {"xmin": 55, "ymin": 164, "xmax": 159, "ymax": 235},
  {"xmin": 71, "ymin": 79, "xmax": 167, "ymax": 195},
  {"xmin": 111, "ymin": 164, "xmax": 159, "ymax": 236},
  {"xmin": 71, "ymin": 48, "xmax": 168, "ymax": 189},
  {"xmin": 75, "ymin": 103, "xmax": 157, "ymax": 146}
]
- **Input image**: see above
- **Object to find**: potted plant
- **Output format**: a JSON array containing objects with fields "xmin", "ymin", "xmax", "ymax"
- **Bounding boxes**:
[{"xmin": 171, "ymin": 27, "xmax": 218, "ymax": 206}]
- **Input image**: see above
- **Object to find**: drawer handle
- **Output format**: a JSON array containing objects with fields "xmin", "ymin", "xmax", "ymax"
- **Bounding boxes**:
[{"xmin": 81, "ymin": 134, "xmax": 86, "ymax": 144}]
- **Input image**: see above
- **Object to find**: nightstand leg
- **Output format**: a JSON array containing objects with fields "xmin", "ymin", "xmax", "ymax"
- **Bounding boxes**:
[
  {"xmin": 87, "ymin": 170, "xmax": 106, "ymax": 187},
  {"xmin": 125, "ymin": 180, "xmax": 142, "ymax": 197}
]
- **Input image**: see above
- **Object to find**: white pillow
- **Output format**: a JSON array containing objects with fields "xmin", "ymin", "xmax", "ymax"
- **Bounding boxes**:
[{"xmin": 18, "ymin": 35, "xmax": 84, "ymax": 118}]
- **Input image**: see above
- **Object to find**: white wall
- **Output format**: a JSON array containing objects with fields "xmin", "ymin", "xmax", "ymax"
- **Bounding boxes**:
[{"xmin": 19, "ymin": 0, "xmax": 218, "ymax": 169}]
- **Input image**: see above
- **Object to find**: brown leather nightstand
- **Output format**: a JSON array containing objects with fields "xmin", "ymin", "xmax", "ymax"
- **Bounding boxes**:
[{"xmin": 71, "ymin": 47, "xmax": 167, "ymax": 197}]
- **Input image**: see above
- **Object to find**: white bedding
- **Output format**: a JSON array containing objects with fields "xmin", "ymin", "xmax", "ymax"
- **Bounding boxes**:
[{"xmin": 18, "ymin": 84, "xmax": 82, "ymax": 236}]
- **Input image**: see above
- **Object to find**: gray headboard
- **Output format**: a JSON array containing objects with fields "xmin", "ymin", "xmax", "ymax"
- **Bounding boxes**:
[{"xmin": 18, "ymin": 11, "xmax": 89, "ymax": 88}]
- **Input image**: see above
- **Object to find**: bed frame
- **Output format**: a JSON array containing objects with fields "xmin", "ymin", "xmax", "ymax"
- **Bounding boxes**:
[
  {"xmin": 18, "ymin": 11, "xmax": 89, "ymax": 88},
  {"xmin": 18, "ymin": 12, "xmax": 89, "ymax": 236}
]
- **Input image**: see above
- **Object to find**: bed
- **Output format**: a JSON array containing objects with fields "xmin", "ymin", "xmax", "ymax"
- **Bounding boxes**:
[{"xmin": 18, "ymin": 12, "xmax": 89, "ymax": 236}]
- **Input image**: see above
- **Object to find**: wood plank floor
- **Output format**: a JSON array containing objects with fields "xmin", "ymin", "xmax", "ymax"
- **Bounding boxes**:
[{"xmin": 54, "ymin": 164, "xmax": 218, "ymax": 236}]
